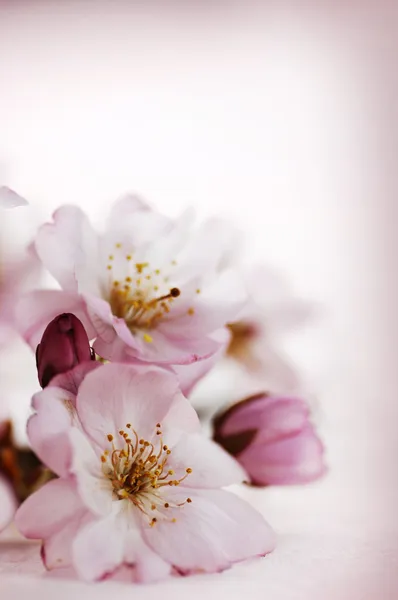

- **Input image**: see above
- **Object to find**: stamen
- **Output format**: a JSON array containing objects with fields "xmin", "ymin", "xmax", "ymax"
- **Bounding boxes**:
[{"xmin": 100, "ymin": 421, "xmax": 193, "ymax": 525}]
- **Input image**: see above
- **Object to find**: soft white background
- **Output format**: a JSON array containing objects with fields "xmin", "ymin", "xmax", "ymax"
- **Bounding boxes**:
[{"xmin": 0, "ymin": 2, "xmax": 397, "ymax": 598}]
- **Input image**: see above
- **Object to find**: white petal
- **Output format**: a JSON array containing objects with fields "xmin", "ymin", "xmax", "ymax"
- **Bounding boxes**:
[
  {"xmin": 28, "ymin": 386, "xmax": 78, "ymax": 477},
  {"xmin": 169, "ymin": 432, "xmax": 247, "ymax": 488},
  {"xmin": 0, "ymin": 186, "xmax": 28, "ymax": 208},
  {"xmin": 75, "ymin": 362, "xmax": 180, "ymax": 447},
  {"xmin": 72, "ymin": 503, "xmax": 125, "ymax": 582},
  {"xmin": 143, "ymin": 489, "xmax": 275, "ymax": 573},
  {"xmin": 69, "ymin": 428, "xmax": 113, "ymax": 517}
]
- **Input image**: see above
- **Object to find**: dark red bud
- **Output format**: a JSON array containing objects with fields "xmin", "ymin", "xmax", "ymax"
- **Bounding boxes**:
[{"xmin": 36, "ymin": 313, "xmax": 94, "ymax": 388}]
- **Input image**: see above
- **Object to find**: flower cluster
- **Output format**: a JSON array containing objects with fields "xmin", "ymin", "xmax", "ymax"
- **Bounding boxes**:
[{"xmin": 0, "ymin": 193, "xmax": 326, "ymax": 584}]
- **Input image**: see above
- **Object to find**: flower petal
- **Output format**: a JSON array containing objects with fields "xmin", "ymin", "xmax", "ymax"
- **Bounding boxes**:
[
  {"xmin": 241, "ymin": 423, "xmax": 326, "ymax": 485},
  {"xmin": 68, "ymin": 427, "xmax": 113, "ymax": 516},
  {"xmin": 106, "ymin": 193, "xmax": 172, "ymax": 245},
  {"xmin": 173, "ymin": 328, "xmax": 230, "ymax": 396},
  {"xmin": 28, "ymin": 386, "xmax": 79, "ymax": 477},
  {"xmin": 143, "ymin": 489, "xmax": 275, "ymax": 573},
  {"xmin": 43, "ymin": 509, "xmax": 92, "ymax": 571},
  {"xmin": 169, "ymin": 433, "xmax": 247, "ymax": 488},
  {"xmin": 217, "ymin": 395, "xmax": 310, "ymax": 444},
  {"xmin": 15, "ymin": 290, "xmax": 96, "ymax": 349},
  {"xmin": 0, "ymin": 186, "xmax": 28, "ymax": 208},
  {"xmin": 15, "ymin": 478, "xmax": 84, "ymax": 539},
  {"xmin": 76, "ymin": 363, "xmax": 180, "ymax": 446},
  {"xmin": 72, "ymin": 503, "xmax": 125, "ymax": 582},
  {"xmin": 50, "ymin": 361, "xmax": 102, "ymax": 395},
  {"xmin": 35, "ymin": 205, "xmax": 99, "ymax": 293},
  {"xmin": 123, "ymin": 522, "xmax": 172, "ymax": 583}
]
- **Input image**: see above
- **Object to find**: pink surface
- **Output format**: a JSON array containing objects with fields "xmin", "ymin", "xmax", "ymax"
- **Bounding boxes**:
[
  {"xmin": 1, "ymin": 470, "xmax": 397, "ymax": 599},
  {"xmin": 1, "ymin": 517, "xmax": 396, "ymax": 600}
]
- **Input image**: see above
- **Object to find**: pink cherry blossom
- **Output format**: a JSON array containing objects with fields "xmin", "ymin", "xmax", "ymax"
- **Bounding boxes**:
[
  {"xmin": 0, "ymin": 186, "xmax": 28, "ymax": 209},
  {"xmin": 213, "ymin": 393, "xmax": 326, "ymax": 486},
  {"xmin": 16, "ymin": 363, "xmax": 275, "ymax": 582},
  {"xmin": 225, "ymin": 264, "xmax": 317, "ymax": 394},
  {"xmin": 16, "ymin": 196, "xmax": 246, "ymax": 392}
]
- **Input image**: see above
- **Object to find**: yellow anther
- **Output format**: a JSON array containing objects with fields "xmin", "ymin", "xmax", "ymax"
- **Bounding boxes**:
[{"xmin": 143, "ymin": 334, "xmax": 153, "ymax": 343}]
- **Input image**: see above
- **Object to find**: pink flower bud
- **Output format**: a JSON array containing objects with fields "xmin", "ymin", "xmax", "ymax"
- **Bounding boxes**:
[
  {"xmin": 36, "ymin": 313, "xmax": 94, "ymax": 388},
  {"xmin": 213, "ymin": 394, "xmax": 326, "ymax": 486}
]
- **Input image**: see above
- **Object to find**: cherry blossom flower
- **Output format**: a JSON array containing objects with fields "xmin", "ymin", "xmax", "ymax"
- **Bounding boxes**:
[
  {"xmin": 188, "ymin": 264, "xmax": 318, "ymax": 412},
  {"xmin": 16, "ymin": 363, "xmax": 275, "ymax": 582},
  {"xmin": 226, "ymin": 265, "xmax": 316, "ymax": 394},
  {"xmin": 213, "ymin": 393, "xmax": 326, "ymax": 486},
  {"xmin": 16, "ymin": 196, "xmax": 246, "ymax": 391},
  {"xmin": 0, "ymin": 186, "xmax": 28, "ymax": 209},
  {"xmin": 36, "ymin": 313, "xmax": 95, "ymax": 388}
]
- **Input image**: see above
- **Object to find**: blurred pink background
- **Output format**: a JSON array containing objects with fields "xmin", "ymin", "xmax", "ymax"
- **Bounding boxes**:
[{"xmin": 0, "ymin": 2, "xmax": 397, "ymax": 598}]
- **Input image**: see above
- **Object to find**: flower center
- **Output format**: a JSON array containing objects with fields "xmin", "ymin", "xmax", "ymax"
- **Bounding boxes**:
[
  {"xmin": 101, "ymin": 422, "xmax": 192, "ymax": 526},
  {"xmin": 105, "ymin": 246, "xmax": 182, "ymax": 338},
  {"xmin": 226, "ymin": 321, "xmax": 259, "ymax": 360}
]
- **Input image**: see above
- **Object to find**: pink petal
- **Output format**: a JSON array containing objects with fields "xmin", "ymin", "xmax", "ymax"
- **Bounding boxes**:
[
  {"xmin": 43, "ymin": 509, "xmax": 92, "ymax": 571},
  {"xmin": 15, "ymin": 478, "xmax": 84, "ymax": 539},
  {"xmin": 161, "ymin": 391, "xmax": 201, "ymax": 436},
  {"xmin": 143, "ymin": 489, "xmax": 275, "ymax": 573},
  {"xmin": 106, "ymin": 193, "xmax": 172, "ymax": 245},
  {"xmin": 123, "ymin": 525, "xmax": 172, "ymax": 583},
  {"xmin": 35, "ymin": 205, "xmax": 99, "ymax": 293},
  {"xmin": 72, "ymin": 505, "xmax": 125, "ymax": 582},
  {"xmin": 173, "ymin": 328, "xmax": 230, "ymax": 396},
  {"xmin": 171, "ymin": 218, "xmax": 242, "ymax": 282},
  {"xmin": 82, "ymin": 293, "xmax": 118, "ymax": 345},
  {"xmin": 169, "ymin": 433, "xmax": 247, "ymax": 488},
  {"xmin": 15, "ymin": 290, "xmax": 96, "ymax": 348},
  {"xmin": 218, "ymin": 395, "xmax": 310, "ymax": 444},
  {"xmin": 68, "ymin": 428, "xmax": 113, "ymax": 516},
  {"xmin": 241, "ymin": 423, "xmax": 326, "ymax": 485},
  {"xmin": 0, "ymin": 186, "xmax": 28, "ymax": 208},
  {"xmin": 0, "ymin": 475, "xmax": 17, "ymax": 531},
  {"xmin": 75, "ymin": 363, "xmax": 180, "ymax": 446},
  {"xmin": 162, "ymin": 270, "xmax": 247, "ymax": 338},
  {"xmin": 50, "ymin": 361, "xmax": 102, "ymax": 395},
  {"xmin": 132, "ymin": 327, "xmax": 223, "ymax": 365},
  {"xmin": 28, "ymin": 386, "xmax": 79, "ymax": 477}
]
